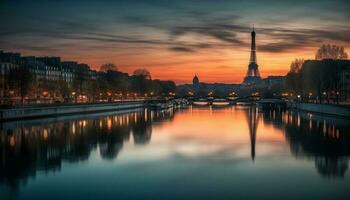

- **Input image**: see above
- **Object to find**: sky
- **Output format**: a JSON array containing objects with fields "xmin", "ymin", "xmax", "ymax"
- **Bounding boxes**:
[{"xmin": 1, "ymin": 0, "xmax": 349, "ymax": 84}]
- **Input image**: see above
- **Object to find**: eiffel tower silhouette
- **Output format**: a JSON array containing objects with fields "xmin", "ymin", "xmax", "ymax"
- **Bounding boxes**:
[{"xmin": 243, "ymin": 25, "xmax": 261, "ymax": 85}]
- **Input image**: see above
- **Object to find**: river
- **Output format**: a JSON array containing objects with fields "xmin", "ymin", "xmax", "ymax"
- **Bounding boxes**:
[{"xmin": 0, "ymin": 106, "xmax": 349, "ymax": 200}]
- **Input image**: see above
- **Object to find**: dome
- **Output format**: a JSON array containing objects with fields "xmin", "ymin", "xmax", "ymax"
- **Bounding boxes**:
[{"xmin": 192, "ymin": 75, "xmax": 199, "ymax": 85}]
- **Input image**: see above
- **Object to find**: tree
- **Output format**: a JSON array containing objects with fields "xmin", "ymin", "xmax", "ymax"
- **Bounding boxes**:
[
  {"xmin": 292, "ymin": 60, "xmax": 346, "ymax": 104},
  {"xmin": 58, "ymin": 78, "xmax": 71, "ymax": 102},
  {"xmin": 8, "ymin": 66, "xmax": 34, "ymax": 104},
  {"xmin": 133, "ymin": 69, "xmax": 151, "ymax": 80},
  {"xmin": 315, "ymin": 44, "xmax": 348, "ymax": 60},
  {"xmin": 100, "ymin": 63, "xmax": 118, "ymax": 72},
  {"xmin": 86, "ymin": 79, "xmax": 99, "ymax": 102},
  {"xmin": 131, "ymin": 75, "xmax": 148, "ymax": 94},
  {"xmin": 157, "ymin": 80, "xmax": 176, "ymax": 94},
  {"xmin": 72, "ymin": 64, "xmax": 89, "ymax": 102},
  {"xmin": 289, "ymin": 58, "xmax": 304, "ymax": 73}
]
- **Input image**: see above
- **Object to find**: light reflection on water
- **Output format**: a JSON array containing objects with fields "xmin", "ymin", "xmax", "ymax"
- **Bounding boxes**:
[{"xmin": 0, "ymin": 106, "xmax": 350, "ymax": 200}]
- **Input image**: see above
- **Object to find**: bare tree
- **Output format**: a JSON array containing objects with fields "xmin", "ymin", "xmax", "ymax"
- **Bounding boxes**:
[
  {"xmin": 100, "ymin": 63, "xmax": 118, "ymax": 72},
  {"xmin": 8, "ymin": 66, "xmax": 34, "ymax": 104},
  {"xmin": 133, "ymin": 68, "xmax": 152, "ymax": 80},
  {"xmin": 315, "ymin": 44, "xmax": 348, "ymax": 60},
  {"xmin": 289, "ymin": 58, "xmax": 304, "ymax": 73}
]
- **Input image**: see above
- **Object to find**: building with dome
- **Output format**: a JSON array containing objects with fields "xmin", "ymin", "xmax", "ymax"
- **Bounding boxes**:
[{"xmin": 192, "ymin": 75, "xmax": 200, "ymax": 91}]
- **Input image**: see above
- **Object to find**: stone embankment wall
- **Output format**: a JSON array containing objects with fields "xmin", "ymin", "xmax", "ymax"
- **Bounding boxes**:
[
  {"xmin": 0, "ymin": 101, "xmax": 145, "ymax": 121},
  {"xmin": 288, "ymin": 102, "xmax": 350, "ymax": 117}
]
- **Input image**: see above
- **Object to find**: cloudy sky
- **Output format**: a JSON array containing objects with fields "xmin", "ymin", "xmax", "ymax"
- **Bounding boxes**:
[{"xmin": 1, "ymin": 0, "xmax": 349, "ymax": 83}]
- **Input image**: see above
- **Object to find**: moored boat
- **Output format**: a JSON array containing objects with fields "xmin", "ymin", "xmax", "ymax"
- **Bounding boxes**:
[
  {"xmin": 192, "ymin": 99, "xmax": 209, "ymax": 106},
  {"xmin": 236, "ymin": 101, "xmax": 252, "ymax": 106},
  {"xmin": 148, "ymin": 99, "xmax": 173, "ymax": 110},
  {"xmin": 212, "ymin": 99, "xmax": 230, "ymax": 106}
]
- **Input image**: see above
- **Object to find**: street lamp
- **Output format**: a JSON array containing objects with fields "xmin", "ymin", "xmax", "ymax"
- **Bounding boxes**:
[{"xmin": 43, "ymin": 91, "xmax": 49, "ymax": 97}]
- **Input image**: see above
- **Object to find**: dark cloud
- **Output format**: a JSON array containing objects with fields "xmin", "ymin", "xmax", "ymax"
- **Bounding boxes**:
[
  {"xmin": 0, "ymin": 0, "xmax": 349, "ymax": 55},
  {"xmin": 170, "ymin": 26, "xmax": 245, "ymax": 45},
  {"xmin": 217, "ymin": 65, "xmax": 232, "ymax": 69},
  {"xmin": 168, "ymin": 46, "xmax": 195, "ymax": 53},
  {"xmin": 258, "ymin": 27, "xmax": 350, "ymax": 52}
]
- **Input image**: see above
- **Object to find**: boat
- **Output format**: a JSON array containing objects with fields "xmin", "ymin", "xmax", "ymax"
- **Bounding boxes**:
[
  {"xmin": 173, "ymin": 98, "xmax": 189, "ymax": 107},
  {"xmin": 236, "ymin": 101, "xmax": 252, "ymax": 106},
  {"xmin": 192, "ymin": 98, "xmax": 209, "ymax": 106},
  {"xmin": 212, "ymin": 99, "xmax": 230, "ymax": 106},
  {"xmin": 148, "ymin": 99, "xmax": 173, "ymax": 110}
]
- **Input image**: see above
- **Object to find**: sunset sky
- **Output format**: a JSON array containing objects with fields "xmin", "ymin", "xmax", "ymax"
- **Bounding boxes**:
[{"xmin": 1, "ymin": 0, "xmax": 349, "ymax": 84}]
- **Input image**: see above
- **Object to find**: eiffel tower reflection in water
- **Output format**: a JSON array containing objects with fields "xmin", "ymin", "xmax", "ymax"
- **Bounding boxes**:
[{"xmin": 246, "ymin": 106, "xmax": 259, "ymax": 161}]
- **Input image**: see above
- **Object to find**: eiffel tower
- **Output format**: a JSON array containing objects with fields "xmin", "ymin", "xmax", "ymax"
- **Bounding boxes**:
[{"xmin": 243, "ymin": 26, "xmax": 261, "ymax": 84}]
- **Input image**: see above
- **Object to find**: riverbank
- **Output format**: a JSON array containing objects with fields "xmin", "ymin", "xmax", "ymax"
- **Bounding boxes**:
[
  {"xmin": 0, "ymin": 101, "xmax": 145, "ymax": 121},
  {"xmin": 288, "ymin": 102, "xmax": 350, "ymax": 118}
]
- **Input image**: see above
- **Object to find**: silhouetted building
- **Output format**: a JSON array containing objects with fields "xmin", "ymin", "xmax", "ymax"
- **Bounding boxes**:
[
  {"xmin": 300, "ymin": 59, "xmax": 350, "ymax": 103},
  {"xmin": 243, "ymin": 26, "xmax": 261, "ymax": 85},
  {"xmin": 0, "ymin": 50, "xmax": 97, "ymax": 100},
  {"xmin": 261, "ymin": 76, "xmax": 286, "ymax": 88},
  {"xmin": 193, "ymin": 74, "xmax": 200, "ymax": 91},
  {"xmin": 0, "ymin": 51, "xmax": 22, "ymax": 98},
  {"xmin": 340, "ymin": 64, "xmax": 350, "ymax": 102}
]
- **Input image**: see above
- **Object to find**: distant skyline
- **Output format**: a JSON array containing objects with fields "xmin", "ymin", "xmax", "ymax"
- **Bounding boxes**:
[{"xmin": 1, "ymin": 0, "xmax": 349, "ymax": 83}]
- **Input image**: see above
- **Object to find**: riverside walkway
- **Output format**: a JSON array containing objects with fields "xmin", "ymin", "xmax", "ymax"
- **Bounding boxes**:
[{"xmin": 0, "ymin": 100, "xmax": 145, "ymax": 121}]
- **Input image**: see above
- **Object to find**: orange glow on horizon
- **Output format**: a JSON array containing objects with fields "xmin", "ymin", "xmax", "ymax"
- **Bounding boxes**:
[
  {"xmin": 12, "ymin": 35, "xmax": 349, "ymax": 84},
  {"xmin": 50, "ymin": 45, "xmax": 323, "ymax": 84}
]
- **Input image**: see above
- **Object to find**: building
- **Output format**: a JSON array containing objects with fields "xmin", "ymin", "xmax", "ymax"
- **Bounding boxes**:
[
  {"xmin": 0, "ymin": 51, "xmax": 22, "ymax": 98},
  {"xmin": 192, "ymin": 75, "xmax": 200, "ymax": 91},
  {"xmin": 0, "ymin": 50, "xmax": 97, "ymax": 101},
  {"xmin": 243, "ymin": 26, "xmax": 261, "ymax": 85},
  {"xmin": 261, "ymin": 76, "xmax": 286, "ymax": 89},
  {"xmin": 340, "ymin": 63, "xmax": 350, "ymax": 102},
  {"xmin": 61, "ymin": 61, "xmax": 76, "ymax": 85},
  {"xmin": 36, "ymin": 57, "xmax": 62, "ymax": 82}
]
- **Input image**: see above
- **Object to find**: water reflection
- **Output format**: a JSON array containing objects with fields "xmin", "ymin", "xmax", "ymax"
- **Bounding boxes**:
[
  {"xmin": 0, "ymin": 108, "xmax": 174, "ymax": 192},
  {"xmin": 263, "ymin": 109, "xmax": 350, "ymax": 178},
  {"xmin": 246, "ymin": 106, "xmax": 259, "ymax": 161},
  {"xmin": 0, "ymin": 106, "xmax": 350, "ymax": 199}
]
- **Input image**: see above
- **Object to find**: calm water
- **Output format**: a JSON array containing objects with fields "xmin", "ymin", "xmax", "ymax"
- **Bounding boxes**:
[{"xmin": 0, "ymin": 106, "xmax": 350, "ymax": 200}]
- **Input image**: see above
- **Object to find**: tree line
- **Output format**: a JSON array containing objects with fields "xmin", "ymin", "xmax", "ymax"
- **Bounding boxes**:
[
  {"xmin": 6, "ymin": 63, "xmax": 176, "ymax": 104},
  {"xmin": 286, "ymin": 44, "xmax": 349, "ymax": 103}
]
